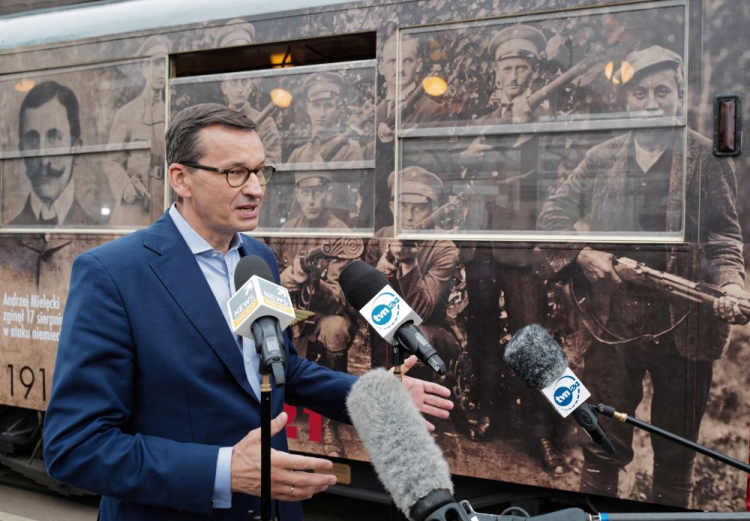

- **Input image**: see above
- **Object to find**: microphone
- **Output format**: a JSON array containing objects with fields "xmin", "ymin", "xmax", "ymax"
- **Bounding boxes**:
[
  {"xmin": 347, "ymin": 368, "xmax": 462, "ymax": 520},
  {"xmin": 339, "ymin": 260, "xmax": 446, "ymax": 375},
  {"xmin": 228, "ymin": 255, "xmax": 296, "ymax": 388},
  {"xmin": 504, "ymin": 324, "xmax": 615, "ymax": 455}
]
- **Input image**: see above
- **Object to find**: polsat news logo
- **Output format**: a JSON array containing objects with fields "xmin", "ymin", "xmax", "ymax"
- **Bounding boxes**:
[
  {"xmin": 370, "ymin": 292, "xmax": 401, "ymax": 328},
  {"xmin": 553, "ymin": 375, "xmax": 583, "ymax": 412}
]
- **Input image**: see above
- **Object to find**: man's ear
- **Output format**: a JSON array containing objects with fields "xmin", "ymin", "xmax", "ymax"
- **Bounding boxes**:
[
  {"xmin": 416, "ymin": 57, "xmax": 424, "ymax": 75},
  {"xmin": 388, "ymin": 200, "xmax": 394, "ymax": 216},
  {"xmin": 169, "ymin": 163, "xmax": 191, "ymax": 200}
]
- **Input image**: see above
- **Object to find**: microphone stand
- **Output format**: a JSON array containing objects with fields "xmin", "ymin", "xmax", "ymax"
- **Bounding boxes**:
[
  {"xmin": 260, "ymin": 372, "xmax": 274, "ymax": 521},
  {"xmin": 388, "ymin": 346, "xmax": 410, "ymax": 521},
  {"xmin": 595, "ymin": 403, "xmax": 750, "ymax": 474}
]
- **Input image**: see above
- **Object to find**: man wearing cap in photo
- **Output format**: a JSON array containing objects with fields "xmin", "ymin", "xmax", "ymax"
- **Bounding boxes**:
[
  {"xmin": 363, "ymin": 33, "xmax": 447, "ymax": 231},
  {"xmin": 288, "ymin": 71, "xmax": 363, "ymax": 165},
  {"xmin": 220, "ymin": 77, "xmax": 282, "ymax": 167},
  {"xmin": 450, "ymin": 25, "xmax": 557, "ymax": 463},
  {"xmin": 538, "ymin": 45, "xmax": 746, "ymax": 506},
  {"xmin": 365, "ymin": 167, "xmax": 461, "ymax": 381},
  {"xmin": 483, "ymin": 24, "xmax": 549, "ymax": 124},
  {"xmin": 288, "ymin": 71, "xmax": 364, "ymax": 225},
  {"xmin": 269, "ymin": 171, "xmax": 361, "ymax": 457}
]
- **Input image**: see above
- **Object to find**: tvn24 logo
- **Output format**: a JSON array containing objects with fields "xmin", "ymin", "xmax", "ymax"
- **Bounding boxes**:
[
  {"xmin": 553, "ymin": 375, "xmax": 582, "ymax": 411},
  {"xmin": 370, "ymin": 292, "xmax": 401, "ymax": 327}
]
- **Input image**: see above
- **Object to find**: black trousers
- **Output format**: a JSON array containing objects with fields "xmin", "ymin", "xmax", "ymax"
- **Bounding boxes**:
[{"xmin": 580, "ymin": 334, "xmax": 713, "ymax": 506}]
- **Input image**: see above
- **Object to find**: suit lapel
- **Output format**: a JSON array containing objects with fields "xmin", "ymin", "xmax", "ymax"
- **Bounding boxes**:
[{"xmin": 145, "ymin": 213, "xmax": 259, "ymax": 401}]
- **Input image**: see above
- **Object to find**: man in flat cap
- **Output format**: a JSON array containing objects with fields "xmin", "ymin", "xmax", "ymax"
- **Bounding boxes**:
[
  {"xmin": 538, "ymin": 45, "xmax": 747, "ymax": 505},
  {"xmin": 269, "ymin": 171, "xmax": 362, "ymax": 457},
  {"xmin": 365, "ymin": 167, "xmax": 461, "ymax": 381}
]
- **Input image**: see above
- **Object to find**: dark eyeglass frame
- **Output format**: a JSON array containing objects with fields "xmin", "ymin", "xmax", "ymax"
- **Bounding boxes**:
[{"xmin": 181, "ymin": 162, "xmax": 276, "ymax": 188}]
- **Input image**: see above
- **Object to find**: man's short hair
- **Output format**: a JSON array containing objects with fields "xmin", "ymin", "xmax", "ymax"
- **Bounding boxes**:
[
  {"xmin": 166, "ymin": 103, "xmax": 258, "ymax": 165},
  {"xmin": 19, "ymin": 81, "xmax": 80, "ymax": 145}
]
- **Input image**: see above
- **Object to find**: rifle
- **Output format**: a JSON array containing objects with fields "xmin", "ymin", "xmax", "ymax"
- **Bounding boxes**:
[
  {"xmin": 296, "ymin": 237, "xmax": 365, "ymax": 311},
  {"xmin": 314, "ymin": 106, "xmax": 374, "ymax": 163},
  {"xmin": 612, "ymin": 256, "xmax": 750, "ymax": 318},
  {"xmin": 411, "ymin": 192, "xmax": 470, "ymax": 231}
]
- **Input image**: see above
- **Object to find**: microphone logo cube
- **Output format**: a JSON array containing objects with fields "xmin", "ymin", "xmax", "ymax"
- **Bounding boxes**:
[
  {"xmin": 227, "ymin": 275, "xmax": 295, "ymax": 338},
  {"xmin": 541, "ymin": 368, "xmax": 591, "ymax": 417},
  {"xmin": 361, "ymin": 286, "xmax": 421, "ymax": 344}
]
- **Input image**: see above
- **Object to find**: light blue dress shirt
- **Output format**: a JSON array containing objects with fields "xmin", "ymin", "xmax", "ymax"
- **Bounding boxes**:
[{"xmin": 169, "ymin": 204, "xmax": 261, "ymax": 508}]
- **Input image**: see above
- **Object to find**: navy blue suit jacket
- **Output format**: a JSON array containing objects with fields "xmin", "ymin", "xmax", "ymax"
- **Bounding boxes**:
[{"xmin": 43, "ymin": 211, "xmax": 357, "ymax": 520}]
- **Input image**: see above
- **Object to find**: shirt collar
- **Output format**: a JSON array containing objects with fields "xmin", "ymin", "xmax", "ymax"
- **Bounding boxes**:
[
  {"xmin": 168, "ymin": 203, "xmax": 242, "ymax": 256},
  {"xmin": 30, "ymin": 176, "xmax": 75, "ymax": 223}
]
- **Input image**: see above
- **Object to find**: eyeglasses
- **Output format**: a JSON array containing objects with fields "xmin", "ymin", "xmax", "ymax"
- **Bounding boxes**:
[{"xmin": 181, "ymin": 162, "xmax": 276, "ymax": 188}]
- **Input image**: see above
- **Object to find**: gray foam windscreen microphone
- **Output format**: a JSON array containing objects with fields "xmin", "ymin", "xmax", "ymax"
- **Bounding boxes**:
[
  {"xmin": 504, "ymin": 324, "xmax": 569, "ymax": 390},
  {"xmin": 346, "ymin": 369, "xmax": 453, "ymax": 517}
]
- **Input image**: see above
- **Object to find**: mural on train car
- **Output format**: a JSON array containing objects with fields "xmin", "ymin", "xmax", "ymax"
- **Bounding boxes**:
[{"xmin": 0, "ymin": 0, "xmax": 748, "ymax": 512}]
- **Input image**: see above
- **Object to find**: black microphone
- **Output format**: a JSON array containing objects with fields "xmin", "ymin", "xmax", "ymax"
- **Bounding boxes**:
[
  {"xmin": 230, "ymin": 255, "xmax": 295, "ymax": 388},
  {"xmin": 504, "ymin": 324, "xmax": 615, "ymax": 455},
  {"xmin": 339, "ymin": 260, "xmax": 446, "ymax": 375}
]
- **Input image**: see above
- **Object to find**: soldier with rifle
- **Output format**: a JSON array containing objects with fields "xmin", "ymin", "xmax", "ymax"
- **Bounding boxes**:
[
  {"xmin": 537, "ymin": 45, "xmax": 748, "ymax": 506},
  {"xmin": 269, "ymin": 171, "xmax": 363, "ymax": 458},
  {"xmin": 452, "ymin": 25, "xmax": 567, "ymax": 475},
  {"xmin": 365, "ymin": 167, "xmax": 461, "ymax": 382},
  {"xmin": 364, "ymin": 33, "xmax": 448, "ymax": 230},
  {"xmin": 288, "ymin": 71, "xmax": 364, "ymax": 226}
]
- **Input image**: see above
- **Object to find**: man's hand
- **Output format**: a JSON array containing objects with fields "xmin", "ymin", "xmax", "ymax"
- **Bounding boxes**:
[
  {"xmin": 122, "ymin": 182, "xmax": 139, "ymax": 204},
  {"xmin": 281, "ymin": 257, "xmax": 309, "ymax": 293},
  {"xmin": 459, "ymin": 136, "xmax": 492, "ymax": 161},
  {"xmin": 377, "ymin": 122, "xmax": 395, "ymax": 143},
  {"xmin": 376, "ymin": 250, "xmax": 398, "ymax": 279},
  {"xmin": 576, "ymin": 248, "xmax": 623, "ymax": 285},
  {"xmin": 714, "ymin": 283, "xmax": 750, "ymax": 325},
  {"xmin": 390, "ymin": 241, "xmax": 418, "ymax": 275},
  {"xmin": 231, "ymin": 412, "xmax": 337, "ymax": 502},
  {"xmin": 511, "ymin": 96, "xmax": 533, "ymax": 124},
  {"xmin": 396, "ymin": 355, "xmax": 454, "ymax": 432}
]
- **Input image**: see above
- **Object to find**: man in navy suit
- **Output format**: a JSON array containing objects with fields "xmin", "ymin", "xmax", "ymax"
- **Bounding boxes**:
[{"xmin": 43, "ymin": 103, "xmax": 452, "ymax": 520}]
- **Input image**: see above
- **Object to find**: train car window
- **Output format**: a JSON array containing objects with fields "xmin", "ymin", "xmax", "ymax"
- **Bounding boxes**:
[
  {"xmin": 393, "ymin": 0, "xmax": 689, "ymax": 243},
  {"xmin": 0, "ymin": 55, "xmax": 169, "ymax": 232},
  {"xmin": 171, "ymin": 34, "xmax": 377, "ymax": 236}
]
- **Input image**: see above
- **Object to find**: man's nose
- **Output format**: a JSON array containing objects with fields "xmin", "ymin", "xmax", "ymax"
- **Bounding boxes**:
[
  {"xmin": 240, "ymin": 175, "xmax": 264, "ymax": 197},
  {"xmin": 645, "ymin": 93, "xmax": 660, "ymax": 111}
]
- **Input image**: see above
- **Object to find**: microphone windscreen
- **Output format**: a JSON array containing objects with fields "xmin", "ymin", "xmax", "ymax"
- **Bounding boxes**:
[
  {"xmin": 504, "ymin": 324, "xmax": 568, "ymax": 390},
  {"xmin": 347, "ymin": 369, "xmax": 453, "ymax": 516},
  {"xmin": 234, "ymin": 255, "xmax": 274, "ymax": 291},
  {"xmin": 339, "ymin": 260, "xmax": 388, "ymax": 310}
]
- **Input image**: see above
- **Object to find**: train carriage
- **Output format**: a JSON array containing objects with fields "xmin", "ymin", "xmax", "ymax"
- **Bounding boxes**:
[{"xmin": 0, "ymin": 0, "xmax": 747, "ymax": 513}]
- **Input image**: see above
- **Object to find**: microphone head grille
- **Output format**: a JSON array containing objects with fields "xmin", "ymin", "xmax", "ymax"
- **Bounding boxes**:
[
  {"xmin": 504, "ymin": 324, "xmax": 569, "ymax": 390},
  {"xmin": 234, "ymin": 255, "xmax": 274, "ymax": 290},
  {"xmin": 339, "ymin": 260, "xmax": 388, "ymax": 310}
]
